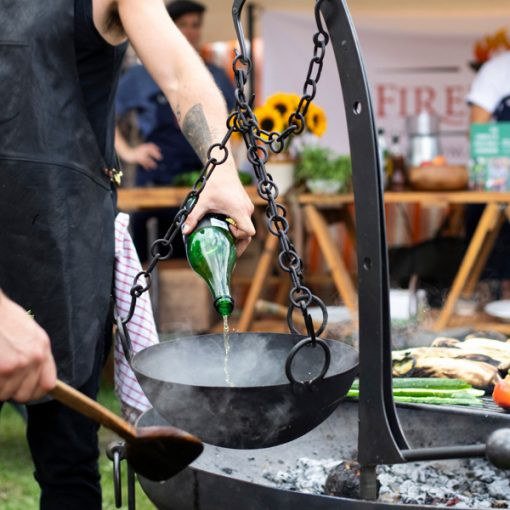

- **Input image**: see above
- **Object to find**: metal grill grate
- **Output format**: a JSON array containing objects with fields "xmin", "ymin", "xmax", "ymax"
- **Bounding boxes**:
[{"xmin": 405, "ymin": 397, "xmax": 507, "ymax": 414}]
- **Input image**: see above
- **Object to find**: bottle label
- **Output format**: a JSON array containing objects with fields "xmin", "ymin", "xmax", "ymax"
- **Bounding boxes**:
[{"xmin": 210, "ymin": 217, "xmax": 229, "ymax": 231}]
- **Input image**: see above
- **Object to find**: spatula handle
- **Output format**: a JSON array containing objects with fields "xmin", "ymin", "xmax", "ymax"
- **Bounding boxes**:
[{"xmin": 50, "ymin": 380, "xmax": 136, "ymax": 441}]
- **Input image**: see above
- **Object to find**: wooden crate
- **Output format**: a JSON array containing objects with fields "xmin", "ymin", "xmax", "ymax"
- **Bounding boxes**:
[{"xmin": 158, "ymin": 268, "xmax": 215, "ymax": 333}]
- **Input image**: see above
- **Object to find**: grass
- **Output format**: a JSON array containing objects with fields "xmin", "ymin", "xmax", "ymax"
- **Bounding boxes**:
[{"xmin": 0, "ymin": 384, "xmax": 155, "ymax": 509}]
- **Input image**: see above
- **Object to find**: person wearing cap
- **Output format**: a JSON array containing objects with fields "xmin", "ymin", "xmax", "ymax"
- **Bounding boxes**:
[
  {"xmin": 0, "ymin": 0, "xmax": 254, "ymax": 507},
  {"xmin": 115, "ymin": 0, "xmax": 236, "ymax": 262},
  {"xmin": 466, "ymin": 51, "xmax": 510, "ymax": 299}
]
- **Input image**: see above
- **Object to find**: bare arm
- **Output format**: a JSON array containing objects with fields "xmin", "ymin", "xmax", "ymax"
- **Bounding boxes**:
[
  {"xmin": 115, "ymin": 127, "xmax": 162, "ymax": 170},
  {"xmin": 470, "ymin": 104, "xmax": 492, "ymax": 124},
  {"xmin": 95, "ymin": 0, "xmax": 254, "ymax": 252},
  {"xmin": 0, "ymin": 291, "xmax": 56, "ymax": 402}
]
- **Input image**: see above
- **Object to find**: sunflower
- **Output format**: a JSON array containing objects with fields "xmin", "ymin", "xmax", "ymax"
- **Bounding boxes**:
[
  {"xmin": 227, "ymin": 113, "xmax": 243, "ymax": 141},
  {"xmin": 254, "ymin": 105, "xmax": 284, "ymax": 138},
  {"xmin": 266, "ymin": 93, "xmax": 296, "ymax": 121},
  {"xmin": 288, "ymin": 93, "xmax": 302, "ymax": 111},
  {"xmin": 306, "ymin": 103, "xmax": 327, "ymax": 137}
]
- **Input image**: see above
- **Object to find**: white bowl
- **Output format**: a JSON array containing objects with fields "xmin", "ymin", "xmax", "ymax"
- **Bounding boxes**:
[
  {"xmin": 306, "ymin": 179, "xmax": 343, "ymax": 194},
  {"xmin": 484, "ymin": 300, "xmax": 510, "ymax": 322}
]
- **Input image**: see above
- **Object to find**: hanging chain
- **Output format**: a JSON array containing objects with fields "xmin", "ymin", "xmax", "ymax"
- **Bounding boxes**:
[
  {"xmin": 230, "ymin": 0, "xmax": 330, "ymax": 346},
  {"xmin": 115, "ymin": 128, "xmax": 235, "ymax": 328},
  {"xmin": 117, "ymin": 0, "xmax": 331, "ymax": 379}
]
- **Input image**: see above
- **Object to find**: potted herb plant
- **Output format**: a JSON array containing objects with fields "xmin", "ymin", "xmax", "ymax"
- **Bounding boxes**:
[
  {"xmin": 295, "ymin": 146, "xmax": 351, "ymax": 194},
  {"xmin": 252, "ymin": 93, "xmax": 327, "ymax": 194}
]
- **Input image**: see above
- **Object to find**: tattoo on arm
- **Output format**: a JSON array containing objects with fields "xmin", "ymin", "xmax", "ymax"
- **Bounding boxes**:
[{"xmin": 182, "ymin": 104, "xmax": 212, "ymax": 163}]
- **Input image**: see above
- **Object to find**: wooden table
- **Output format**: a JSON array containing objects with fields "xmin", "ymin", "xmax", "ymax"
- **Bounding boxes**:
[
  {"xmin": 117, "ymin": 186, "xmax": 267, "ymax": 209},
  {"xmin": 298, "ymin": 191, "xmax": 510, "ymax": 333},
  {"xmin": 117, "ymin": 188, "xmax": 510, "ymax": 333}
]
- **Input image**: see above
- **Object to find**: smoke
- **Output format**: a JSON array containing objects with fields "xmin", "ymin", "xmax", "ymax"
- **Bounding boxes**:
[{"xmin": 136, "ymin": 333, "xmax": 356, "ymax": 387}]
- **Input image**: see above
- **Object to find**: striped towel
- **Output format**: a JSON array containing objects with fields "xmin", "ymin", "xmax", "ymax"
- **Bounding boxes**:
[{"xmin": 114, "ymin": 213, "xmax": 158, "ymax": 413}]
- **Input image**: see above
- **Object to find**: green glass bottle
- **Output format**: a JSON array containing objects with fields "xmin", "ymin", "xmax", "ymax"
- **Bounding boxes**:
[{"xmin": 184, "ymin": 214, "xmax": 237, "ymax": 317}]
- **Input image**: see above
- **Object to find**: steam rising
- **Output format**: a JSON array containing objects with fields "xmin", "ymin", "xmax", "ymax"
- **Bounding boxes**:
[
  {"xmin": 133, "ymin": 333, "xmax": 358, "ymax": 448},
  {"xmin": 136, "ymin": 333, "xmax": 356, "ymax": 387}
]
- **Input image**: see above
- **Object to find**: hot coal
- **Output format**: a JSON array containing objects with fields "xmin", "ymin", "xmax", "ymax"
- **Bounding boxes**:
[
  {"xmin": 263, "ymin": 457, "xmax": 340, "ymax": 494},
  {"xmin": 264, "ymin": 457, "xmax": 510, "ymax": 508},
  {"xmin": 324, "ymin": 460, "xmax": 364, "ymax": 499}
]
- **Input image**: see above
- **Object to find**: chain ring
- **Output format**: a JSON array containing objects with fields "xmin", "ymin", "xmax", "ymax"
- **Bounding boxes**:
[{"xmin": 285, "ymin": 336, "xmax": 332, "ymax": 386}]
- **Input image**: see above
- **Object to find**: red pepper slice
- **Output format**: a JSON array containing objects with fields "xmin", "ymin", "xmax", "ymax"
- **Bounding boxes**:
[{"xmin": 493, "ymin": 376, "xmax": 510, "ymax": 410}]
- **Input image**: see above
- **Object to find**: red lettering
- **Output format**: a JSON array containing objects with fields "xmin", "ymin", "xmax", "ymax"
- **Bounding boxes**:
[
  {"xmin": 399, "ymin": 88, "xmax": 408, "ymax": 117},
  {"xmin": 414, "ymin": 87, "xmax": 437, "ymax": 115},
  {"xmin": 445, "ymin": 85, "xmax": 466, "ymax": 117},
  {"xmin": 376, "ymin": 84, "xmax": 398, "ymax": 118}
]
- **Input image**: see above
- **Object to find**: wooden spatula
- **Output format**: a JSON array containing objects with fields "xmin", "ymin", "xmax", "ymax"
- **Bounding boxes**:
[{"xmin": 50, "ymin": 380, "xmax": 203, "ymax": 481}]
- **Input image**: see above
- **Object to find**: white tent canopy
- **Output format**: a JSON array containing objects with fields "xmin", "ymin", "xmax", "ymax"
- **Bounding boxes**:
[{"xmin": 199, "ymin": 0, "xmax": 510, "ymax": 43}]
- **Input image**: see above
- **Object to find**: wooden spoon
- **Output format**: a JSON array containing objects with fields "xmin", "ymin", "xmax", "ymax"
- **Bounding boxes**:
[{"xmin": 50, "ymin": 380, "xmax": 203, "ymax": 481}]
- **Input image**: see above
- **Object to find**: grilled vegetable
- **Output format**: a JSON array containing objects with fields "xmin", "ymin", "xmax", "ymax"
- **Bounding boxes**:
[
  {"xmin": 347, "ymin": 377, "xmax": 484, "ymax": 406},
  {"xmin": 347, "ymin": 388, "xmax": 483, "ymax": 399},
  {"xmin": 393, "ymin": 354, "xmax": 499, "ymax": 390},
  {"xmin": 393, "ymin": 347, "xmax": 501, "ymax": 367},
  {"xmin": 493, "ymin": 375, "xmax": 510, "ymax": 410},
  {"xmin": 350, "ymin": 377, "xmax": 470, "ymax": 390},
  {"xmin": 430, "ymin": 337, "xmax": 510, "ymax": 370},
  {"xmin": 393, "ymin": 396, "xmax": 480, "ymax": 406}
]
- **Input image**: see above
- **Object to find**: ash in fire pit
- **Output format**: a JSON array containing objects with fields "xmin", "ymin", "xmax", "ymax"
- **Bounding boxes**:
[{"xmin": 263, "ymin": 457, "xmax": 510, "ymax": 508}]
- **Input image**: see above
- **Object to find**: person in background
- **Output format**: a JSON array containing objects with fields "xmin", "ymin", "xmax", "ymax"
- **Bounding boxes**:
[
  {"xmin": 115, "ymin": 0, "xmax": 236, "ymax": 262},
  {"xmin": 466, "ymin": 50, "xmax": 510, "ymax": 299},
  {"xmin": 0, "ymin": 291, "xmax": 56, "ymax": 402}
]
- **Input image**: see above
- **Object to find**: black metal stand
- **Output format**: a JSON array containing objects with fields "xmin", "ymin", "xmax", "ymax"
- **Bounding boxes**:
[
  {"xmin": 106, "ymin": 441, "xmax": 137, "ymax": 509},
  {"xmin": 319, "ymin": 0, "xmax": 493, "ymax": 499}
]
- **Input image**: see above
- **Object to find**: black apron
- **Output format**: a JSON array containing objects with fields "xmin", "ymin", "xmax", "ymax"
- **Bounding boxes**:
[{"xmin": 0, "ymin": 0, "xmax": 116, "ymax": 387}]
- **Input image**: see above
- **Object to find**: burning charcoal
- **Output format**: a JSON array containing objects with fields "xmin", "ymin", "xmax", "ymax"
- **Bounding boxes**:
[
  {"xmin": 378, "ymin": 472, "xmax": 397, "ymax": 488},
  {"xmin": 324, "ymin": 461, "xmax": 364, "ymax": 499},
  {"xmin": 379, "ymin": 491, "xmax": 399, "ymax": 504},
  {"xmin": 488, "ymin": 479, "xmax": 510, "ymax": 500},
  {"xmin": 445, "ymin": 478, "xmax": 461, "ymax": 491},
  {"xmin": 263, "ymin": 456, "xmax": 510, "ymax": 506},
  {"xmin": 263, "ymin": 458, "xmax": 338, "ymax": 495},
  {"xmin": 447, "ymin": 500, "xmax": 466, "ymax": 508},
  {"xmin": 428, "ymin": 486, "xmax": 447, "ymax": 500}
]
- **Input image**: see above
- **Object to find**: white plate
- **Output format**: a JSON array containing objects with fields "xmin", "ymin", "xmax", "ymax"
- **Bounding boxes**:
[
  {"xmin": 484, "ymin": 300, "xmax": 510, "ymax": 321},
  {"xmin": 308, "ymin": 306, "xmax": 351, "ymax": 324}
]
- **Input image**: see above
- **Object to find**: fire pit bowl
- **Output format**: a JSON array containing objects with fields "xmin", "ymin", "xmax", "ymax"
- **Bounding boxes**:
[
  {"xmin": 136, "ymin": 403, "xmax": 510, "ymax": 510},
  {"xmin": 131, "ymin": 333, "xmax": 358, "ymax": 449}
]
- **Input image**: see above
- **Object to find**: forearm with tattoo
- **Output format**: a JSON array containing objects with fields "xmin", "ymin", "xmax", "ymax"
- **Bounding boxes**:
[{"xmin": 182, "ymin": 104, "xmax": 213, "ymax": 163}]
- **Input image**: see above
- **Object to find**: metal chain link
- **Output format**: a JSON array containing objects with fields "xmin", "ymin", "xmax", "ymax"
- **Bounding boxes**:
[
  {"xmin": 115, "ymin": 126, "xmax": 235, "ymax": 327},
  {"xmin": 117, "ymin": 0, "xmax": 331, "ymax": 371},
  {"xmin": 230, "ymin": 0, "xmax": 330, "ymax": 344}
]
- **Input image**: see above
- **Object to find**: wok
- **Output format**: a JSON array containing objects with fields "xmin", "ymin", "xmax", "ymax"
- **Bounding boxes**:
[{"xmin": 129, "ymin": 332, "xmax": 358, "ymax": 449}]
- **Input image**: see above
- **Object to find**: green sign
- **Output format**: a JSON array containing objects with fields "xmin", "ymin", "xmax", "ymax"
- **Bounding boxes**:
[{"xmin": 470, "ymin": 122, "xmax": 510, "ymax": 190}]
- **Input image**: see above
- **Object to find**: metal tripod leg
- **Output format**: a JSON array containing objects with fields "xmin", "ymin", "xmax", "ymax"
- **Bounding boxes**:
[{"xmin": 360, "ymin": 465, "xmax": 378, "ymax": 500}]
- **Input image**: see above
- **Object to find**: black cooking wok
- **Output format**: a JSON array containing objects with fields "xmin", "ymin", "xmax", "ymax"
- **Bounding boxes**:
[{"xmin": 128, "ymin": 332, "xmax": 358, "ymax": 449}]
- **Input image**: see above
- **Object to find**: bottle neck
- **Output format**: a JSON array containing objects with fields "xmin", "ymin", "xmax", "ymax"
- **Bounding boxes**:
[{"xmin": 215, "ymin": 296, "xmax": 234, "ymax": 317}]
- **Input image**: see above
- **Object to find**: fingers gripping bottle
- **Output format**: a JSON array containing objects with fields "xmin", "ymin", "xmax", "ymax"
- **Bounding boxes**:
[{"xmin": 184, "ymin": 214, "xmax": 237, "ymax": 317}]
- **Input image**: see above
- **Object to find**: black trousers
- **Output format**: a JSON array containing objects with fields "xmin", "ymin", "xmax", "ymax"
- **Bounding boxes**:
[{"xmin": 2, "ymin": 333, "xmax": 111, "ymax": 509}]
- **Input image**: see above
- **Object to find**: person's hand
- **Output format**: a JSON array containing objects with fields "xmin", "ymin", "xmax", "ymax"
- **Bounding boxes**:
[
  {"xmin": 182, "ymin": 166, "xmax": 256, "ymax": 256},
  {"xmin": 0, "ymin": 292, "xmax": 57, "ymax": 402},
  {"xmin": 123, "ymin": 143, "xmax": 162, "ymax": 170}
]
